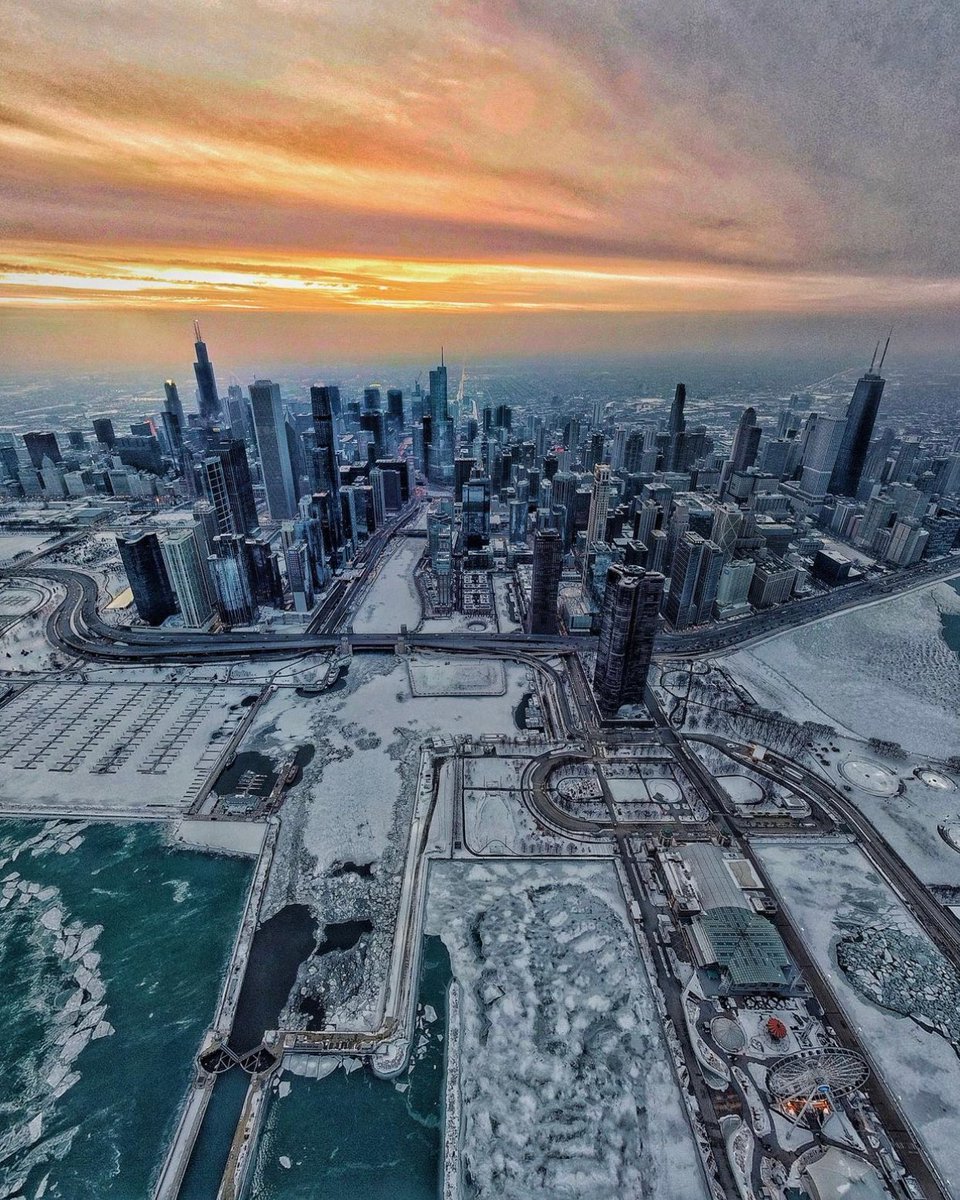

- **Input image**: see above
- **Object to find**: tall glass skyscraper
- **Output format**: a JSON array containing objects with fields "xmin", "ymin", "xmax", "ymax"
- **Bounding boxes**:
[
  {"xmin": 192, "ymin": 321, "xmax": 221, "ymax": 422},
  {"xmin": 249, "ymin": 379, "xmax": 297, "ymax": 521}
]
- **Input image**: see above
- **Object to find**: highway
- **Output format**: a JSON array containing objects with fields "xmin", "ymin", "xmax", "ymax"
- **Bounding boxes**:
[
  {"xmin": 656, "ymin": 552, "xmax": 960, "ymax": 658},
  {"xmin": 29, "ymin": 564, "xmax": 593, "ymax": 662}
]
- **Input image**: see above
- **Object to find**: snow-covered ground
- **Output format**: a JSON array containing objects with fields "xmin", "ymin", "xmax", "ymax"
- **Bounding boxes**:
[
  {"xmin": 0, "ymin": 532, "xmax": 51, "ymax": 561},
  {"xmin": 0, "ymin": 680, "xmax": 251, "ymax": 812},
  {"xmin": 726, "ymin": 579, "xmax": 960, "ymax": 759},
  {"xmin": 408, "ymin": 657, "xmax": 506, "ymax": 697},
  {"xmin": 352, "ymin": 538, "xmax": 424, "ymax": 633},
  {"xmin": 426, "ymin": 859, "xmax": 709, "ymax": 1200},
  {"xmin": 754, "ymin": 837, "xmax": 960, "ymax": 1189},
  {"xmin": 246, "ymin": 654, "xmax": 533, "ymax": 1029}
]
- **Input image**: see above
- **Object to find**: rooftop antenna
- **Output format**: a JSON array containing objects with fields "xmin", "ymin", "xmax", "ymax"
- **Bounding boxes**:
[
  {"xmin": 194, "ymin": 319, "xmax": 202, "ymax": 342},
  {"xmin": 878, "ymin": 329, "xmax": 892, "ymax": 372},
  {"xmin": 868, "ymin": 339, "xmax": 880, "ymax": 373},
  {"xmin": 441, "ymin": 345, "xmax": 444, "ymax": 367}
]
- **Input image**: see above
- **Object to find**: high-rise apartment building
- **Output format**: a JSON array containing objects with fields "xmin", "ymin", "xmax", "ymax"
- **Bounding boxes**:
[
  {"xmin": 160, "ymin": 528, "xmax": 213, "ymax": 628},
  {"xmin": 200, "ymin": 439, "xmax": 257, "ymax": 536},
  {"xmin": 592, "ymin": 566, "xmax": 664, "ymax": 716},
  {"xmin": 527, "ymin": 528, "xmax": 563, "ymax": 634}
]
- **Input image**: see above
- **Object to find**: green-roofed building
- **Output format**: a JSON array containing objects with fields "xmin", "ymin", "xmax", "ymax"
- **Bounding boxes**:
[{"xmin": 689, "ymin": 905, "xmax": 797, "ymax": 996}]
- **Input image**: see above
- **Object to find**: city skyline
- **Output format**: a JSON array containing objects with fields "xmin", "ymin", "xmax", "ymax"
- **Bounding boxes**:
[{"xmin": 2, "ymin": 0, "xmax": 960, "ymax": 368}]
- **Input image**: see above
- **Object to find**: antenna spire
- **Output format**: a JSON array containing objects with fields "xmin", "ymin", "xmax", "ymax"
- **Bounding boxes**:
[
  {"xmin": 441, "ymin": 345, "xmax": 444, "ymax": 367},
  {"xmin": 878, "ymin": 329, "xmax": 892, "ymax": 373},
  {"xmin": 868, "ymin": 339, "xmax": 880, "ymax": 373},
  {"xmin": 194, "ymin": 319, "xmax": 202, "ymax": 342}
]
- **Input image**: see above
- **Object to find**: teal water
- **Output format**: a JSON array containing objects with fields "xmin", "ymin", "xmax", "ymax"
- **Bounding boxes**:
[
  {"xmin": 249, "ymin": 935, "xmax": 451, "ymax": 1200},
  {"xmin": 941, "ymin": 578, "xmax": 960, "ymax": 655},
  {"xmin": 0, "ymin": 820, "xmax": 252, "ymax": 1199}
]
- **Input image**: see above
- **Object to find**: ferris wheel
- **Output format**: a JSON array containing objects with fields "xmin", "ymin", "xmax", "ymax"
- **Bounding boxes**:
[{"xmin": 767, "ymin": 1048, "xmax": 869, "ymax": 1124}]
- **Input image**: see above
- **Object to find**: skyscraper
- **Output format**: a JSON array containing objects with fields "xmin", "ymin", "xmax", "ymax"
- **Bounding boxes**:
[
  {"xmin": 200, "ymin": 439, "xmax": 257, "ymax": 536},
  {"xmin": 249, "ymin": 379, "xmax": 297, "ymax": 521},
  {"xmin": 663, "ymin": 532, "xmax": 724, "ymax": 629},
  {"xmin": 729, "ymin": 406, "xmax": 761, "ymax": 472},
  {"xmin": 527, "ymin": 528, "xmax": 563, "ymax": 634},
  {"xmin": 592, "ymin": 566, "xmax": 664, "ymax": 716},
  {"xmin": 426, "ymin": 354, "xmax": 454, "ymax": 484},
  {"xmin": 161, "ymin": 380, "xmax": 185, "ymax": 457},
  {"xmin": 23, "ymin": 431, "xmax": 62, "ymax": 469},
  {"xmin": 585, "ymin": 463, "xmax": 612, "ymax": 545},
  {"xmin": 310, "ymin": 385, "xmax": 345, "ymax": 568},
  {"xmin": 665, "ymin": 382, "xmax": 686, "ymax": 470},
  {"xmin": 161, "ymin": 528, "xmax": 213, "ymax": 629},
  {"xmin": 92, "ymin": 417, "xmax": 116, "ymax": 449},
  {"xmin": 462, "ymin": 473, "xmax": 492, "ymax": 546},
  {"xmin": 828, "ymin": 342, "xmax": 888, "ymax": 497},
  {"xmin": 116, "ymin": 531, "xmax": 177, "ymax": 625},
  {"xmin": 192, "ymin": 321, "xmax": 221, "ymax": 422},
  {"xmin": 799, "ymin": 413, "xmax": 847, "ymax": 500},
  {"xmin": 209, "ymin": 534, "xmax": 258, "ymax": 625}
]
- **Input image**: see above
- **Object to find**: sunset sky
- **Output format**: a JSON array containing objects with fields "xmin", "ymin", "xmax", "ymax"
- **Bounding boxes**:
[{"xmin": 1, "ymin": 0, "xmax": 958, "ymax": 365}]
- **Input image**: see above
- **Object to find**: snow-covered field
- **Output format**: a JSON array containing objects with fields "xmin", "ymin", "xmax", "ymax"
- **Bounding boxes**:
[
  {"xmin": 726, "ymin": 579, "xmax": 960, "ymax": 758},
  {"xmin": 754, "ymin": 837, "xmax": 960, "ymax": 1188},
  {"xmin": 408, "ymin": 657, "xmax": 506, "ymax": 697},
  {"xmin": 0, "ymin": 533, "xmax": 51, "ymax": 562},
  {"xmin": 426, "ymin": 859, "xmax": 709, "ymax": 1200},
  {"xmin": 0, "ymin": 680, "xmax": 251, "ymax": 812},
  {"xmin": 352, "ymin": 538, "xmax": 424, "ymax": 633}
]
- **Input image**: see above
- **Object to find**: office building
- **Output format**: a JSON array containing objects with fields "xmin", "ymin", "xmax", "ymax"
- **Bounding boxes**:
[
  {"xmin": 592, "ymin": 566, "xmax": 664, "ymax": 716},
  {"xmin": 585, "ymin": 463, "xmax": 612, "ymax": 546},
  {"xmin": 249, "ymin": 379, "xmax": 297, "ymax": 521},
  {"xmin": 310, "ymin": 385, "xmax": 345, "ymax": 567},
  {"xmin": 92, "ymin": 417, "xmax": 116, "ymax": 449},
  {"xmin": 798, "ymin": 413, "xmax": 847, "ymax": 500},
  {"xmin": 116, "ymin": 530, "xmax": 177, "ymax": 625},
  {"xmin": 200, "ymin": 439, "xmax": 257, "ymax": 536},
  {"xmin": 23, "ymin": 431, "xmax": 62, "ymax": 469},
  {"xmin": 829, "ymin": 345, "xmax": 888, "ymax": 496},
  {"xmin": 463, "ymin": 473, "xmax": 492, "ymax": 546},
  {"xmin": 192, "ymin": 321, "xmax": 221, "ymax": 422},
  {"xmin": 729, "ymin": 407, "xmax": 761, "ymax": 472},
  {"xmin": 527, "ymin": 528, "xmax": 564, "ymax": 634},
  {"xmin": 663, "ymin": 532, "xmax": 724, "ymax": 629}
]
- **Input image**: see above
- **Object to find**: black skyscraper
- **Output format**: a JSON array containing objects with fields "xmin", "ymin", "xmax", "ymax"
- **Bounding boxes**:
[
  {"xmin": 92, "ymin": 417, "xmax": 116, "ymax": 449},
  {"xmin": 116, "ymin": 531, "xmax": 177, "ymax": 625},
  {"xmin": 192, "ymin": 321, "xmax": 221, "ymax": 422},
  {"xmin": 829, "ymin": 340, "xmax": 889, "ymax": 497},
  {"xmin": 666, "ymin": 383, "xmax": 686, "ymax": 471},
  {"xmin": 592, "ymin": 566, "xmax": 664, "ymax": 716},
  {"xmin": 527, "ymin": 528, "xmax": 563, "ymax": 634},
  {"xmin": 23, "ymin": 431, "xmax": 62, "ymax": 469},
  {"xmin": 310, "ymin": 385, "xmax": 345, "ymax": 567},
  {"xmin": 201, "ymin": 439, "xmax": 257, "ymax": 536}
]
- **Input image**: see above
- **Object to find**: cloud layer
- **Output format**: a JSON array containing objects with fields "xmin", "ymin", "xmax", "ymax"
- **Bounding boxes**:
[{"xmin": 1, "ymin": 0, "xmax": 957, "ymax": 315}]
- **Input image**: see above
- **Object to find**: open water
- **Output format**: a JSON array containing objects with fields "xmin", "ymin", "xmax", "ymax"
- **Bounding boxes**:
[
  {"xmin": 248, "ymin": 935, "xmax": 451, "ymax": 1200},
  {"xmin": 0, "ymin": 819, "xmax": 251, "ymax": 1199}
]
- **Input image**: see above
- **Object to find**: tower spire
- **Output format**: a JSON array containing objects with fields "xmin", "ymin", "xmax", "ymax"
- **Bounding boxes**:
[
  {"xmin": 194, "ymin": 319, "xmax": 202, "ymax": 343},
  {"xmin": 868, "ymin": 339, "xmax": 880, "ymax": 373},
  {"xmin": 878, "ymin": 329, "xmax": 892, "ymax": 372}
]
